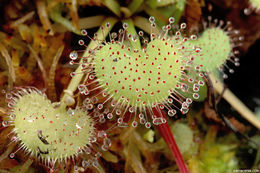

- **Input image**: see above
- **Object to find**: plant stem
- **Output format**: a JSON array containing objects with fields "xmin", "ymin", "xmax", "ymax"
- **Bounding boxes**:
[
  {"xmin": 153, "ymin": 107, "xmax": 190, "ymax": 173},
  {"xmin": 60, "ymin": 17, "xmax": 118, "ymax": 108},
  {"xmin": 103, "ymin": 0, "xmax": 121, "ymax": 17},
  {"xmin": 209, "ymin": 74, "xmax": 260, "ymax": 129},
  {"xmin": 127, "ymin": 0, "xmax": 144, "ymax": 17},
  {"xmin": 122, "ymin": 18, "xmax": 141, "ymax": 50}
]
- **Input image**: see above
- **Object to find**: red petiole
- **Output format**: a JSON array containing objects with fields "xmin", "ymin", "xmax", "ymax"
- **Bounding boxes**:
[{"xmin": 152, "ymin": 107, "xmax": 190, "ymax": 173}]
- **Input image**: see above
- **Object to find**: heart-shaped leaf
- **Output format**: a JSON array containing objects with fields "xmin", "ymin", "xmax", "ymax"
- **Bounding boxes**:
[
  {"xmin": 6, "ymin": 88, "xmax": 98, "ymax": 164},
  {"xmin": 95, "ymin": 39, "xmax": 182, "ymax": 107}
]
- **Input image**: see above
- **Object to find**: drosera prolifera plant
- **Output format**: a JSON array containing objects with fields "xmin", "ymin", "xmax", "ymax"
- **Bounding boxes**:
[
  {"xmin": 1, "ymin": 86, "xmax": 112, "ymax": 172},
  {"xmin": 185, "ymin": 16, "xmax": 242, "ymax": 79},
  {"xmin": 183, "ymin": 16, "xmax": 260, "ymax": 129},
  {"xmin": 70, "ymin": 16, "xmax": 205, "ymax": 129},
  {"xmin": 69, "ymin": 16, "xmax": 206, "ymax": 173}
]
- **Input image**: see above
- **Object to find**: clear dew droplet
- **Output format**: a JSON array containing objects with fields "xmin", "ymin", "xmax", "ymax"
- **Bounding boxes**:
[
  {"xmin": 145, "ymin": 122, "xmax": 151, "ymax": 128},
  {"xmin": 132, "ymin": 121, "xmax": 138, "ymax": 127},
  {"xmin": 107, "ymin": 113, "xmax": 113, "ymax": 119},
  {"xmin": 99, "ymin": 118, "xmax": 106, "ymax": 123},
  {"xmin": 149, "ymin": 16, "xmax": 155, "ymax": 23},
  {"xmin": 89, "ymin": 74, "xmax": 95, "ymax": 80},
  {"xmin": 235, "ymin": 62, "xmax": 240, "ymax": 66},
  {"xmin": 82, "ymin": 160, "xmax": 90, "ymax": 168},
  {"xmin": 244, "ymin": 8, "xmax": 251, "ymax": 15},
  {"xmin": 223, "ymin": 74, "xmax": 228, "ymax": 79},
  {"xmin": 67, "ymin": 108, "xmax": 74, "ymax": 116},
  {"xmin": 69, "ymin": 61, "xmax": 74, "ymax": 65},
  {"xmin": 10, "ymin": 114, "xmax": 16, "ymax": 120},
  {"xmin": 101, "ymin": 144, "xmax": 109, "ymax": 151},
  {"xmin": 83, "ymin": 98, "xmax": 91, "ymax": 105},
  {"xmin": 181, "ymin": 83, "xmax": 189, "ymax": 92},
  {"xmin": 104, "ymin": 138, "xmax": 111, "ymax": 146},
  {"xmin": 123, "ymin": 23, "xmax": 128, "ymax": 29},
  {"xmin": 86, "ymin": 104, "xmax": 93, "ymax": 110},
  {"xmin": 69, "ymin": 51, "xmax": 78, "ymax": 60},
  {"xmin": 153, "ymin": 118, "xmax": 164, "ymax": 125},
  {"xmin": 168, "ymin": 109, "xmax": 176, "ymax": 117},
  {"xmin": 138, "ymin": 113, "xmax": 144, "ymax": 119},
  {"xmin": 138, "ymin": 31, "xmax": 144, "ymax": 36},
  {"xmin": 116, "ymin": 109, "xmax": 121, "ymax": 115},
  {"xmin": 106, "ymin": 22, "xmax": 111, "ymax": 28},
  {"xmin": 186, "ymin": 98, "xmax": 193, "ymax": 105},
  {"xmin": 78, "ymin": 40, "xmax": 84, "ymax": 45},
  {"xmin": 193, "ymin": 93, "xmax": 200, "ymax": 99},
  {"xmin": 2, "ymin": 121, "xmax": 8, "ymax": 127},
  {"xmin": 9, "ymin": 153, "xmax": 15, "ymax": 159},
  {"xmin": 180, "ymin": 23, "xmax": 186, "ymax": 29},
  {"xmin": 74, "ymin": 166, "xmax": 78, "ymax": 171},
  {"xmin": 169, "ymin": 17, "xmax": 175, "ymax": 24},
  {"xmin": 92, "ymin": 159, "xmax": 98, "ymax": 167},
  {"xmin": 98, "ymin": 130, "xmax": 106, "ymax": 138},
  {"xmin": 92, "ymin": 97, "xmax": 99, "ymax": 104},
  {"xmin": 229, "ymin": 69, "xmax": 234, "ymax": 73},
  {"xmin": 70, "ymin": 72, "xmax": 76, "ymax": 77},
  {"xmin": 129, "ymin": 107, "xmax": 134, "ymax": 113},
  {"xmin": 81, "ymin": 29, "xmax": 88, "ymax": 36},
  {"xmin": 99, "ymin": 114, "xmax": 105, "ymax": 119},
  {"xmin": 181, "ymin": 107, "xmax": 189, "ymax": 114},
  {"xmin": 190, "ymin": 35, "xmax": 197, "ymax": 40},
  {"xmin": 198, "ymin": 80, "xmax": 205, "ymax": 86},
  {"xmin": 52, "ymin": 102, "xmax": 61, "ymax": 109},
  {"xmin": 140, "ymin": 118, "xmax": 146, "ymax": 124},
  {"xmin": 6, "ymin": 93, "xmax": 12, "ymax": 99},
  {"xmin": 97, "ymin": 104, "xmax": 103, "ymax": 110},
  {"xmin": 85, "ymin": 146, "xmax": 91, "ymax": 154},
  {"xmin": 117, "ymin": 118, "xmax": 123, "ymax": 124},
  {"xmin": 89, "ymin": 136, "xmax": 97, "ymax": 143},
  {"xmin": 78, "ymin": 84, "xmax": 86, "ymax": 91}
]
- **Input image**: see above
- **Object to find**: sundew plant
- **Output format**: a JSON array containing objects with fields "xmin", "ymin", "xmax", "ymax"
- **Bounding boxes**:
[
  {"xmin": 71, "ymin": 17, "xmax": 203, "ymax": 128},
  {"xmin": 0, "ymin": 0, "xmax": 260, "ymax": 173}
]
